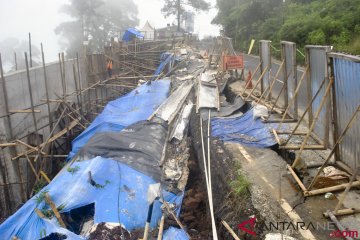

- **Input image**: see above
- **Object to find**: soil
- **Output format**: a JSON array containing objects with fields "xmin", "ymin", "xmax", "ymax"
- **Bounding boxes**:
[
  {"xmin": 188, "ymin": 103, "xmax": 267, "ymax": 240},
  {"xmin": 179, "ymin": 153, "xmax": 212, "ymax": 239},
  {"xmin": 88, "ymin": 223, "xmax": 148, "ymax": 240}
]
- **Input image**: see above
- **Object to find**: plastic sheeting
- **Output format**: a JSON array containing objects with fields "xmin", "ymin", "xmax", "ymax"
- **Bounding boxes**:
[
  {"xmin": 152, "ymin": 52, "xmax": 181, "ymax": 80},
  {"xmin": 170, "ymin": 102, "xmax": 193, "ymax": 142},
  {"xmin": 76, "ymin": 119, "xmax": 167, "ymax": 181},
  {"xmin": 163, "ymin": 227, "xmax": 189, "ymax": 240},
  {"xmin": 122, "ymin": 28, "xmax": 144, "ymax": 42},
  {"xmin": 68, "ymin": 79, "xmax": 170, "ymax": 160},
  {"xmin": 198, "ymin": 83, "xmax": 219, "ymax": 109},
  {"xmin": 0, "ymin": 157, "xmax": 183, "ymax": 239},
  {"xmin": 211, "ymin": 108, "xmax": 277, "ymax": 148},
  {"xmin": 155, "ymin": 81, "xmax": 194, "ymax": 122}
]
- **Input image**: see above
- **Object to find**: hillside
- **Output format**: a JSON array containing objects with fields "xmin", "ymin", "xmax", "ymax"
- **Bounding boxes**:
[{"xmin": 213, "ymin": 0, "xmax": 360, "ymax": 55}]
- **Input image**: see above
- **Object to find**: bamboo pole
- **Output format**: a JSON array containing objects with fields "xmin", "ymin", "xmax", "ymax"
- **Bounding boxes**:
[
  {"xmin": 287, "ymin": 165, "xmax": 307, "ymax": 192},
  {"xmin": 25, "ymin": 52, "xmax": 40, "ymax": 146},
  {"xmin": 221, "ymin": 220, "xmax": 241, "ymax": 240},
  {"xmin": 45, "ymin": 193, "xmax": 66, "ymax": 228},
  {"xmin": 41, "ymin": 43, "xmax": 53, "ymax": 132},
  {"xmin": 307, "ymin": 106, "xmax": 360, "ymax": 190},
  {"xmin": 326, "ymin": 211, "xmax": 354, "ymax": 240},
  {"xmin": 324, "ymin": 208, "xmax": 360, "ymax": 217},
  {"xmin": 13, "ymin": 107, "xmax": 68, "ymax": 161},
  {"xmin": 239, "ymin": 63, "xmax": 260, "ymax": 96},
  {"xmin": 163, "ymin": 201, "xmax": 190, "ymax": 238},
  {"xmin": 291, "ymin": 78, "xmax": 333, "ymax": 168},
  {"xmin": 39, "ymin": 170, "xmax": 51, "ymax": 183},
  {"xmin": 245, "ymin": 66, "xmax": 268, "ymax": 101},
  {"xmin": 277, "ymin": 66, "xmax": 309, "ymax": 130},
  {"xmin": 334, "ymin": 167, "xmax": 360, "ymax": 213},
  {"xmin": 73, "ymin": 64, "xmax": 81, "ymax": 115},
  {"xmin": 157, "ymin": 215, "xmax": 165, "ymax": 240},
  {"xmin": 29, "ymin": 33, "xmax": 32, "ymax": 67},
  {"xmin": 9, "ymin": 109, "xmax": 40, "ymax": 113},
  {"xmin": 305, "ymin": 181, "xmax": 360, "ymax": 197},
  {"xmin": 282, "ymin": 77, "xmax": 327, "ymax": 145},
  {"xmin": 24, "ymin": 152, "xmax": 39, "ymax": 181},
  {"xmin": 257, "ymin": 61, "xmax": 284, "ymax": 104}
]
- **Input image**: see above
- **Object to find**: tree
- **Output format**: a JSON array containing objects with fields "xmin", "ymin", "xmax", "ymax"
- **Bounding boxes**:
[
  {"xmin": 0, "ymin": 37, "xmax": 40, "ymax": 73},
  {"xmin": 55, "ymin": 0, "xmax": 139, "ymax": 57},
  {"xmin": 161, "ymin": 0, "xmax": 210, "ymax": 31},
  {"xmin": 213, "ymin": 0, "xmax": 360, "ymax": 55}
]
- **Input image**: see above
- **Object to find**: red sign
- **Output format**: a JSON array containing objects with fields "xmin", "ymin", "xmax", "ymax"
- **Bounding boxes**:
[{"xmin": 222, "ymin": 55, "xmax": 244, "ymax": 70}]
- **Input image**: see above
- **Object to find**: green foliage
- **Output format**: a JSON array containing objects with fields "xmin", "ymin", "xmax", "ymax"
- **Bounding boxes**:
[
  {"xmin": 308, "ymin": 29, "xmax": 326, "ymax": 45},
  {"xmin": 214, "ymin": 0, "xmax": 360, "ymax": 55},
  {"xmin": 34, "ymin": 190, "xmax": 49, "ymax": 206},
  {"xmin": 67, "ymin": 165, "xmax": 80, "ymax": 175},
  {"xmin": 230, "ymin": 168, "xmax": 250, "ymax": 197},
  {"xmin": 33, "ymin": 180, "xmax": 48, "ymax": 195},
  {"xmin": 41, "ymin": 204, "xmax": 66, "ymax": 219},
  {"xmin": 93, "ymin": 179, "xmax": 111, "ymax": 189}
]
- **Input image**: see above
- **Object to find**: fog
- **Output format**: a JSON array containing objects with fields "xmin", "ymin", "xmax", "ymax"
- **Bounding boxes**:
[{"xmin": 0, "ymin": 0, "xmax": 220, "ymax": 70}]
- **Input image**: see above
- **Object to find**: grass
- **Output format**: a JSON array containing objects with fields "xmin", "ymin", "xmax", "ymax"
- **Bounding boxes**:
[{"xmin": 230, "ymin": 169, "xmax": 251, "ymax": 197}]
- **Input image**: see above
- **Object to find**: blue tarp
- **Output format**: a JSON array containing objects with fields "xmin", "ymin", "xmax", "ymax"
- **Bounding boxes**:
[
  {"xmin": 151, "ymin": 52, "xmax": 181, "ymax": 81},
  {"xmin": 0, "ymin": 52, "xmax": 190, "ymax": 239},
  {"xmin": 163, "ymin": 227, "xmax": 189, "ymax": 240},
  {"xmin": 122, "ymin": 28, "xmax": 144, "ymax": 42},
  {"xmin": 68, "ymin": 79, "xmax": 170, "ymax": 160},
  {"xmin": 0, "ymin": 157, "xmax": 183, "ymax": 239},
  {"xmin": 211, "ymin": 108, "xmax": 277, "ymax": 148}
]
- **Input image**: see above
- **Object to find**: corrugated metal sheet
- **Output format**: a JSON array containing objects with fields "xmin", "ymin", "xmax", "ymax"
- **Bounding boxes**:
[
  {"xmin": 306, "ymin": 46, "xmax": 331, "ymax": 142},
  {"xmin": 260, "ymin": 40, "xmax": 271, "ymax": 95},
  {"xmin": 331, "ymin": 54, "xmax": 360, "ymax": 170},
  {"xmin": 282, "ymin": 41, "xmax": 297, "ymax": 118}
]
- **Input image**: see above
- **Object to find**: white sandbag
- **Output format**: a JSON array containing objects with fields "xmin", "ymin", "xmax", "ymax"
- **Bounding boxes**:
[{"xmin": 252, "ymin": 102, "xmax": 269, "ymax": 120}]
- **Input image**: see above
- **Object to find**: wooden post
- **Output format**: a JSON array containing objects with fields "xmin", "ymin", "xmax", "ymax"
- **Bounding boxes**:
[
  {"xmin": 291, "ymin": 78, "xmax": 333, "ymax": 168},
  {"xmin": 41, "ymin": 43, "xmax": 53, "ymax": 132}
]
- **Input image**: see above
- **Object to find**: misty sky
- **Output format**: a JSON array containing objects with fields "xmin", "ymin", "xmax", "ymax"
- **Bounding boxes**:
[{"xmin": 0, "ymin": 0, "xmax": 220, "ymax": 64}]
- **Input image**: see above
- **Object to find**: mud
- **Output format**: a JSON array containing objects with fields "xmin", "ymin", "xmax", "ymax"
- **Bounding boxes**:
[
  {"xmin": 88, "ymin": 223, "xmax": 146, "ymax": 240},
  {"xmin": 180, "ymin": 152, "xmax": 211, "ymax": 239},
  {"xmin": 188, "ymin": 105, "xmax": 267, "ymax": 240}
]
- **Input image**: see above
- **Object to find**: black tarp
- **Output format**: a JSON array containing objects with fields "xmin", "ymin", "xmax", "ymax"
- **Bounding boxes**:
[{"xmin": 75, "ymin": 118, "xmax": 168, "ymax": 181}]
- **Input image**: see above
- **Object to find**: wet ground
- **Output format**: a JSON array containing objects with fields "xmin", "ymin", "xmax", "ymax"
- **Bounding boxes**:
[{"xmin": 221, "ymin": 78, "xmax": 360, "ymax": 239}]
